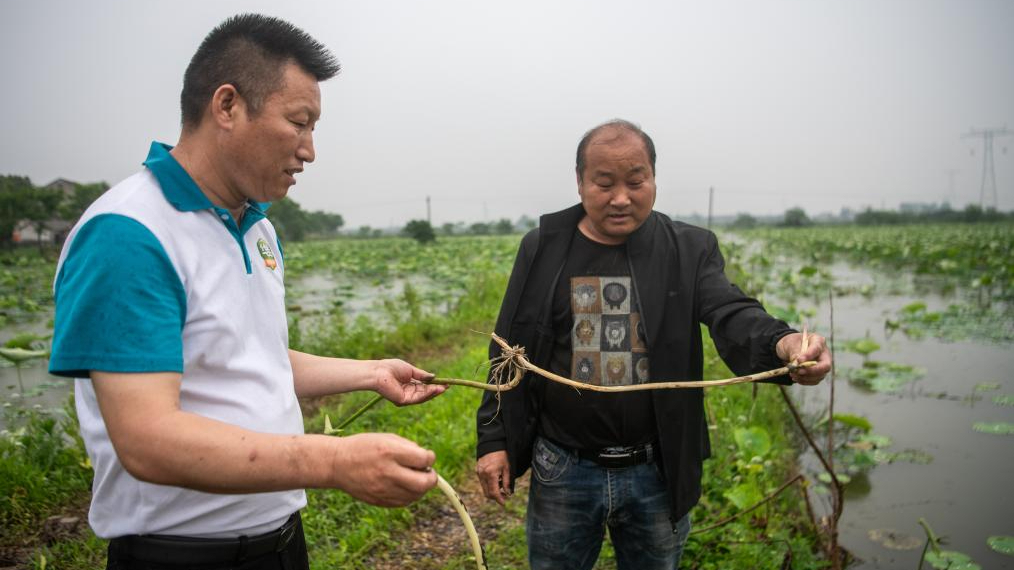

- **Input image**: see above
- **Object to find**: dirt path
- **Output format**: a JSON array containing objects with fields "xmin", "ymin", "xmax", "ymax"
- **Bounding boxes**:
[{"xmin": 366, "ymin": 474, "xmax": 530, "ymax": 570}]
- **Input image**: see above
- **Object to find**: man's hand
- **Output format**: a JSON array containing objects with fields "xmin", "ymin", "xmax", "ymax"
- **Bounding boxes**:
[
  {"xmin": 328, "ymin": 433, "xmax": 438, "ymax": 507},
  {"xmin": 372, "ymin": 358, "xmax": 445, "ymax": 405},
  {"xmin": 476, "ymin": 450, "xmax": 512, "ymax": 506},
  {"xmin": 775, "ymin": 331, "xmax": 832, "ymax": 386}
]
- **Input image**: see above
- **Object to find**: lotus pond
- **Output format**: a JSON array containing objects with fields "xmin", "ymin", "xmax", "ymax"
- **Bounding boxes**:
[{"xmin": 728, "ymin": 222, "xmax": 1014, "ymax": 569}]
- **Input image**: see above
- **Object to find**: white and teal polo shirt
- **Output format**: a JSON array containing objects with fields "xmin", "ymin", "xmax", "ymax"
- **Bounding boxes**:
[{"xmin": 50, "ymin": 142, "xmax": 305, "ymax": 538}]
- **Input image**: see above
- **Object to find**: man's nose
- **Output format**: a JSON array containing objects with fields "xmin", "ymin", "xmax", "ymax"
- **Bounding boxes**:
[
  {"xmin": 611, "ymin": 189, "xmax": 631, "ymax": 207},
  {"xmin": 297, "ymin": 132, "xmax": 316, "ymax": 163}
]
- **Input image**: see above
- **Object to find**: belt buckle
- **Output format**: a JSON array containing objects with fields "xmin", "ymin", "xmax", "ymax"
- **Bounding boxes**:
[{"xmin": 275, "ymin": 519, "xmax": 296, "ymax": 552}]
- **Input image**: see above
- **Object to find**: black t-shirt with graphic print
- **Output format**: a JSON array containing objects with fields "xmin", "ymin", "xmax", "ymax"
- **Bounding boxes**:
[{"xmin": 538, "ymin": 230, "xmax": 657, "ymax": 451}]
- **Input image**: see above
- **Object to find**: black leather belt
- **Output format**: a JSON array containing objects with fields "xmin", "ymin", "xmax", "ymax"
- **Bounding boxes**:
[
  {"xmin": 109, "ymin": 512, "xmax": 300, "ymax": 565},
  {"xmin": 577, "ymin": 441, "xmax": 656, "ymax": 469}
]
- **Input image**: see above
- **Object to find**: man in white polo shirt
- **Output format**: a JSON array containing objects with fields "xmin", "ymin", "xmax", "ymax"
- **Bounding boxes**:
[{"xmin": 49, "ymin": 14, "xmax": 445, "ymax": 570}]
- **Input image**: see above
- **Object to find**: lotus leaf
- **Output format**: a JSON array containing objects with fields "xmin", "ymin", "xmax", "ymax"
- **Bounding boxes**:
[
  {"xmin": 844, "ymin": 338, "xmax": 880, "ymax": 356},
  {"xmin": 0, "ymin": 347, "xmax": 49, "ymax": 364},
  {"xmin": 867, "ymin": 528, "xmax": 922, "ymax": 550},
  {"xmin": 924, "ymin": 550, "xmax": 980, "ymax": 570},
  {"xmin": 987, "ymin": 535, "xmax": 1014, "ymax": 556},
  {"xmin": 972, "ymin": 422, "xmax": 1014, "ymax": 435},
  {"xmin": 992, "ymin": 395, "xmax": 1014, "ymax": 407}
]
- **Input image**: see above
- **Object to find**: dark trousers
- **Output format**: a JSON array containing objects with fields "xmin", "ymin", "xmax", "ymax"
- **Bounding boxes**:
[{"xmin": 106, "ymin": 513, "xmax": 309, "ymax": 570}]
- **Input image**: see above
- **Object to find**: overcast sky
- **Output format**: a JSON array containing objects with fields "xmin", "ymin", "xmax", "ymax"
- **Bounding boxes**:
[{"xmin": 2, "ymin": 0, "xmax": 1013, "ymax": 228}]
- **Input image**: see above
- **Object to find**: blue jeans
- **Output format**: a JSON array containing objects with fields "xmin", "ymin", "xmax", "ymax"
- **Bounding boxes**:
[{"xmin": 527, "ymin": 436, "xmax": 692, "ymax": 570}]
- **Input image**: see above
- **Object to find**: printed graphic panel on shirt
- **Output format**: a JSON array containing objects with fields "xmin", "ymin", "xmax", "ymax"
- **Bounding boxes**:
[
  {"xmin": 571, "ymin": 276, "xmax": 602, "ymax": 314},
  {"xmin": 572, "ymin": 314, "xmax": 601, "ymax": 351},
  {"xmin": 600, "ymin": 314, "xmax": 631, "ymax": 352},
  {"xmin": 572, "ymin": 351, "xmax": 601, "ymax": 385},
  {"xmin": 630, "ymin": 313, "xmax": 647, "ymax": 352},
  {"xmin": 601, "ymin": 352, "xmax": 632, "ymax": 386},
  {"xmin": 600, "ymin": 277, "xmax": 631, "ymax": 314},
  {"xmin": 632, "ymin": 352, "xmax": 651, "ymax": 384}
]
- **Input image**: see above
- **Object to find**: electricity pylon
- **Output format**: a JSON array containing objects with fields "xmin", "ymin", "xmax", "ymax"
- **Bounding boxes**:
[{"xmin": 963, "ymin": 126, "xmax": 1012, "ymax": 210}]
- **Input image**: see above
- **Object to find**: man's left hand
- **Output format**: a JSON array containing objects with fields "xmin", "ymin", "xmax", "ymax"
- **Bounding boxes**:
[
  {"xmin": 775, "ymin": 332, "xmax": 832, "ymax": 386},
  {"xmin": 373, "ymin": 359, "xmax": 445, "ymax": 405}
]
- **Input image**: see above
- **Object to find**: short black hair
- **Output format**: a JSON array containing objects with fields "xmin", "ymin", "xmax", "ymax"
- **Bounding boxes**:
[
  {"xmin": 575, "ymin": 119, "xmax": 656, "ymax": 178},
  {"xmin": 180, "ymin": 13, "xmax": 340, "ymax": 128}
]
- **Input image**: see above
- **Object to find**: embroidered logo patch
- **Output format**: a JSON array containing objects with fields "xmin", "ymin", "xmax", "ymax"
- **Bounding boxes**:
[{"xmin": 256, "ymin": 238, "xmax": 277, "ymax": 270}]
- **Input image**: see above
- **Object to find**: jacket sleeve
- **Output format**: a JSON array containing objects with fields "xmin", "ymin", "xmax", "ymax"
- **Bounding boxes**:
[
  {"xmin": 476, "ymin": 229, "xmax": 539, "ymax": 458},
  {"xmin": 694, "ymin": 231, "xmax": 794, "ymax": 382}
]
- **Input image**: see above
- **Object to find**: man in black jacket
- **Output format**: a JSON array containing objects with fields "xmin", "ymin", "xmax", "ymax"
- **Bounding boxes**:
[{"xmin": 475, "ymin": 119, "xmax": 830, "ymax": 570}]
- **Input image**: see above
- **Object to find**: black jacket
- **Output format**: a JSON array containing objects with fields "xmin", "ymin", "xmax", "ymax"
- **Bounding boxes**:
[{"xmin": 476, "ymin": 204, "xmax": 793, "ymax": 522}]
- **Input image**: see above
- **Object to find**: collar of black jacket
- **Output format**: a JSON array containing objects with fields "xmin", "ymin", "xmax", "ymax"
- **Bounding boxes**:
[{"xmin": 537, "ymin": 203, "xmax": 663, "ymax": 253}]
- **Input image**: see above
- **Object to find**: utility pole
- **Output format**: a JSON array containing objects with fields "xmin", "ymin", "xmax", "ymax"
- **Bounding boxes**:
[
  {"xmin": 963, "ymin": 126, "xmax": 1012, "ymax": 210},
  {"xmin": 707, "ymin": 187, "xmax": 714, "ymax": 229},
  {"xmin": 426, "ymin": 195, "xmax": 431, "ymax": 224}
]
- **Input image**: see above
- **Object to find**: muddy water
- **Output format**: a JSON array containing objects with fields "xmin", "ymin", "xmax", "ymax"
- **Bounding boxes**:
[
  {"xmin": 0, "ymin": 315, "xmax": 72, "ymax": 430},
  {"xmin": 776, "ymin": 265, "xmax": 1014, "ymax": 569}
]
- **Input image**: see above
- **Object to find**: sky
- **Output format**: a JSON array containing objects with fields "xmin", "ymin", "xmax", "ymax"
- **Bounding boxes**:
[{"xmin": 2, "ymin": 0, "xmax": 1013, "ymax": 229}]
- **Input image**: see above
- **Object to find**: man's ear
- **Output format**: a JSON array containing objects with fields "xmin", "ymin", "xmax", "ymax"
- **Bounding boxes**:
[
  {"xmin": 209, "ymin": 84, "xmax": 243, "ymax": 130},
  {"xmin": 576, "ymin": 168, "xmax": 583, "ymax": 195}
]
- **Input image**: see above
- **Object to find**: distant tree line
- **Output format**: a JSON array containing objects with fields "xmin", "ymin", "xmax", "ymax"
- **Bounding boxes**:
[
  {"xmin": 267, "ymin": 197, "xmax": 344, "ymax": 242},
  {"xmin": 0, "ymin": 175, "xmax": 108, "ymax": 248},
  {"xmin": 725, "ymin": 204, "xmax": 1013, "ymax": 230},
  {"xmin": 0, "ymin": 174, "xmax": 345, "ymax": 247},
  {"xmin": 851, "ymin": 204, "xmax": 1012, "ymax": 225},
  {"xmin": 399, "ymin": 216, "xmax": 536, "ymax": 244}
]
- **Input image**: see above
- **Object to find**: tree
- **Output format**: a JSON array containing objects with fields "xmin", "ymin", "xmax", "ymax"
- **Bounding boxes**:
[
  {"xmin": 24, "ymin": 186, "xmax": 65, "ymax": 248},
  {"xmin": 60, "ymin": 182, "xmax": 109, "ymax": 223},
  {"xmin": 730, "ymin": 213, "xmax": 757, "ymax": 230},
  {"xmin": 0, "ymin": 175, "xmax": 36, "ymax": 247},
  {"xmin": 517, "ymin": 215, "xmax": 537, "ymax": 231},
  {"xmin": 440, "ymin": 222, "xmax": 456, "ymax": 236},
  {"xmin": 492, "ymin": 218, "xmax": 514, "ymax": 235},
  {"xmin": 468, "ymin": 222, "xmax": 491, "ymax": 235},
  {"xmin": 402, "ymin": 219, "xmax": 436, "ymax": 243},
  {"xmin": 267, "ymin": 197, "xmax": 308, "ymax": 241},
  {"xmin": 782, "ymin": 207, "xmax": 810, "ymax": 227}
]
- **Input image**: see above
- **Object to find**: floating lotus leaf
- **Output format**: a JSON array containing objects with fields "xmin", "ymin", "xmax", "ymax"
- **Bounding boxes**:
[
  {"xmin": 924, "ymin": 550, "xmax": 980, "ymax": 570},
  {"xmin": 844, "ymin": 338, "xmax": 881, "ymax": 356},
  {"xmin": 874, "ymin": 448, "xmax": 933, "ymax": 465},
  {"xmin": 972, "ymin": 422, "xmax": 1014, "ymax": 435},
  {"xmin": 974, "ymin": 382, "xmax": 1001, "ymax": 392},
  {"xmin": 902, "ymin": 301, "xmax": 928, "ymax": 315},
  {"xmin": 867, "ymin": 528, "xmax": 923, "ymax": 550},
  {"xmin": 0, "ymin": 347, "xmax": 50, "ymax": 364},
  {"xmin": 987, "ymin": 535, "xmax": 1014, "ymax": 556},
  {"xmin": 992, "ymin": 395, "xmax": 1014, "ymax": 407},
  {"xmin": 832, "ymin": 413, "xmax": 872, "ymax": 432},
  {"xmin": 847, "ymin": 361, "xmax": 924, "ymax": 393},
  {"xmin": 818, "ymin": 472, "xmax": 852, "ymax": 485}
]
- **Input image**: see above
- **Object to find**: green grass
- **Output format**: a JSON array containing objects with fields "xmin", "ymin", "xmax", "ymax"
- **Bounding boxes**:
[{"xmin": 0, "ymin": 402, "xmax": 92, "ymax": 541}]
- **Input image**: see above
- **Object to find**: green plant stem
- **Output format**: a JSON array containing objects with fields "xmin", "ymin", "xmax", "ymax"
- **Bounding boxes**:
[
  {"xmin": 917, "ymin": 518, "xmax": 941, "ymax": 555},
  {"xmin": 336, "ymin": 395, "xmax": 384, "ymax": 431}
]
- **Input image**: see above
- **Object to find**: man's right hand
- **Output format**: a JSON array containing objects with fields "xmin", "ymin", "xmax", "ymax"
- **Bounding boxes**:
[
  {"xmin": 329, "ymin": 433, "xmax": 438, "ymax": 507},
  {"xmin": 476, "ymin": 450, "xmax": 512, "ymax": 506}
]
